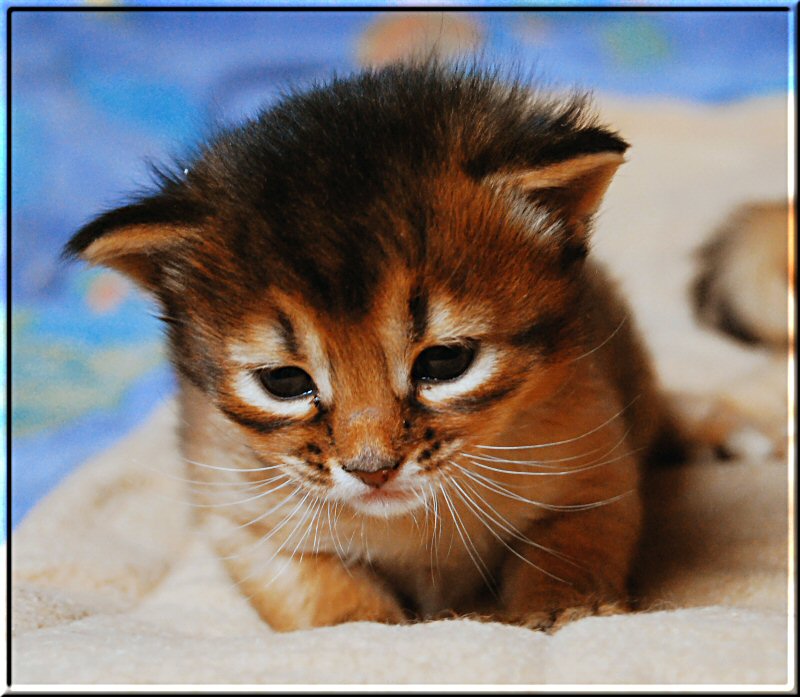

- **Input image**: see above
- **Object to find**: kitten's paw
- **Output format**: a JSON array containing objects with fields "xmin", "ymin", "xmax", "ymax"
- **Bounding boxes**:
[
  {"xmin": 500, "ymin": 600, "xmax": 629, "ymax": 634},
  {"xmin": 313, "ymin": 585, "xmax": 407, "ymax": 627},
  {"xmin": 330, "ymin": 602, "xmax": 407, "ymax": 626}
]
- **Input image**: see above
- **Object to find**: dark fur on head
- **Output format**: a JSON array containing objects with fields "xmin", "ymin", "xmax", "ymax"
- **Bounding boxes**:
[
  {"xmin": 67, "ymin": 63, "xmax": 625, "ymax": 277},
  {"xmin": 65, "ymin": 60, "xmax": 628, "ymax": 393}
]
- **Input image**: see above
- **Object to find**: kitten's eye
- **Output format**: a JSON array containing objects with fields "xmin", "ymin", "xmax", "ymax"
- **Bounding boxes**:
[
  {"xmin": 257, "ymin": 366, "xmax": 316, "ymax": 399},
  {"xmin": 412, "ymin": 343, "xmax": 476, "ymax": 383}
]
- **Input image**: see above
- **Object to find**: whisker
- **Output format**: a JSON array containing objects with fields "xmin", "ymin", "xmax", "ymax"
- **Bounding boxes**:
[
  {"xmin": 183, "ymin": 476, "xmax": 292, "ymax": 509},
  {"xmin": 460, "ymin": 433, "xmax": 640, "ymax": 478},
  {"xmin": 451, "ymin": 462, "xmax": 635, "ymax": 512},
  {"xmin": 326, "ymin": 500, "xmax": 355, "ymax": 578},
  {"xmin": 460, "ymin": 452, "xmax": 629, "ymax": 480},
  {"xmin": 221, "ymin": 490, "xmax": 311, "ymax": 562},
  {"xmin": 437, "ymin": 482, "xmax": 456, "ymax": 559},
  {"xmin": 448, "ymin": 474, "xmax": 571, "ymax": 585},
  {"xmin": 567, "ymin": 314, "xmax": 628, "ymax": 365},
  {"xmin": 452, "ymin": 472, "xmax": 584, "ymax": 570},
  {"xmin": 185, "ymin": 457, "xmax": 284, "ymax": 474},
  {"xmin": 232, "ymin": 482, "xmax": 301, "ymax": 531},
  {"xmin": 434, "ymin": 482, "xmax": 445, "ymax": 577},
  {"xmin": 235, "ymin": 491, "xmax": 318, "ymax": 596},
  {"xmin": 438, "ymin": 477, "xmax": 497, "ymax": 596},
  {"xmin": 311, "ymin": 498, "xmax": 327, "ymax": 556},
  {"xmin": 473, "ymin": 395, "xmax": 640, "ymax": 451},
  {"xmin": 460, "ymin": 426, "xmax": 631, "ymax": 469},
  {"xmin": 145, "ymin": 465, "xmax": 286, "ymax": 493},
  {"xmin": 239, "ymin": 494, "xmax": 319, "ymax": 597},
  {"xmin": 297, "ymin": 498, "xmax": 326, "ymax": 564}
]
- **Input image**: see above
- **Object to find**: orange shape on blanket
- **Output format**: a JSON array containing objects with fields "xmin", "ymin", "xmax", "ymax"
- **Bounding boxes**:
[
  {"xmin": 357, "ymin": 12, "xmax": 483, "ymax": 67},
  {"xmin": 86, "ymin": 272, "xmax": 131, "ymax": 314}
]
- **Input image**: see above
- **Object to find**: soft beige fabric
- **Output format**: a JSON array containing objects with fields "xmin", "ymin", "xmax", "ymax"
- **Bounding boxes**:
[{"xmin": 9, "ymin": 95, "xmax": 792, "ymax": 687}]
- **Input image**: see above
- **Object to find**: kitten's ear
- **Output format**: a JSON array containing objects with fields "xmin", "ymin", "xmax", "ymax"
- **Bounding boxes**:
[
  {"xmin": 490, "ymin": 149, "xmax": 626, "ymax": 240},
  {"xmin": 64, "ymin": 194, "xmax": 203, "ymax": 292}
]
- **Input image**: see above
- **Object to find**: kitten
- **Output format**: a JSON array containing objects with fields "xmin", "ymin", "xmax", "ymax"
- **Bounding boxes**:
[
  {"xmin": 693, "ymin": 200, "xmax": 791, "ymax": 349},
  {"xmin": 690, "ymin": 200, "xmax": 791, "ymax": 458},
  {"xmin": 65, "ymin": 62, "xmax": 685, "ymax": 632}
]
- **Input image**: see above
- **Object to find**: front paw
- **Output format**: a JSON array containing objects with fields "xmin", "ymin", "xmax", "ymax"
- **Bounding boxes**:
[
  {"xmin": 312, "ymin": 582, "xmax": 408, "ymax": 628},
  {"xmin": 499, "ymin": 600, "xmax": 629, "ymax": 634},
  {"xmin": 322, "ymin": 600, "xmax": 407, "ymax": 627}
]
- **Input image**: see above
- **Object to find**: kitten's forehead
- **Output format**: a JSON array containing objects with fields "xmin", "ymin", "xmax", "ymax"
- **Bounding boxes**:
[
  {"xmin": 219, "ymin": 168, "xmax": 562, "ymax": 327},
  {"xmin": 232, "ymin": 270, "xmax": 496, "ymax": 358}
]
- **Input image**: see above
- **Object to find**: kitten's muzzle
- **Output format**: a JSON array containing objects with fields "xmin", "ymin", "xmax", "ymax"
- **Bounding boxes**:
[{"xmin": 341, "ymin": 452, "xmax": 401, "ymax": 488}]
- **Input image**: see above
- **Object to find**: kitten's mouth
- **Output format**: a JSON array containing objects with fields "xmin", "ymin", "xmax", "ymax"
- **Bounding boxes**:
[
  {"xmin": 360, "ymin": 487, "xmax": 411, "ymax": 503},
  {"xmin": 349, "ymin": 485, "xmax": 422, "ymax": 517}
]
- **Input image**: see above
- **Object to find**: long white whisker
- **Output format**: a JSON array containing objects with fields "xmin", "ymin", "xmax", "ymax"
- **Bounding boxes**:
[
  {"xmin": 568, "ymin": 314, "xmax": 628, "ymax": 365},
  {"xmin": 239, "ymin": 495, "xmax": 318, "ymax": 597},
  {"xmin": 427, "ymin": 483, "xmax": 442, "ymax": 585},
  {"xmin": 327, "ymin": 501, "xmax": 355, "ymax": 578},
  {"xmin": 460, "ymin": 425, "xmax": 632, "ymax": 469},
  {"xmin": 448, "ymin": 474, "xmax": 571, "ymax": 585},
  {"xmin": 437, "ymin": 482, "xmax": 456, "ymax": 558},
  {"xmin": 237, "ymin": 491, "xmax": 316, "ymax": 594},
  {"xmin": 186, "ymin": 476, "xmax": 292, "ymax": 509},
  {"xmin": 297, "ymin": 497, "xmax": 326, "ymax": 564},
  {"xmin": 461, "ymin": 451, "xmax": 635, "ymax": 479},
  {"xmin": 147, "ymin": 465, "xmax": 282, "ymax": 489},
  {"xmin": 232, "ymin": 482, "xmax": 301, "ymax": 531},
  {"xmin": 221, "ymin": 490, "xmax": 311, "ymax": 562},
  {"xmin": 452, "ymin": 471, "xmax": 583, "ymax": 569},
  {"xmin": 185, "ymin": 457, "xmax": 284, "ymax": 474},
  {"xmin": 439, "ymin": 477, "xmax": 496, "ymax": 595},
  {"xmin": 461, "ymin": 435, "xmax": 640, "ymax": 479},
  {"xmin": 474, "ymin": 395, "xmax": 640, "ymax": 451},
  {"xmin": 311, "ymin": 498, "xmax": 327, "ymax": 556},
  {"xmin": 452, "ymin": 462, "xmax": 635, "ymax": 512}
]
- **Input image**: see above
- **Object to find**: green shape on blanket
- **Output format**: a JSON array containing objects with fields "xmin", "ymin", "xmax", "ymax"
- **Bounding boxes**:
[
  {"xmin": 602, "ymin": 17, "xmax": 671, "ymax": 69},
  {"xmin": 12, "ymin": 311, "xmax": 165, "ymax": 438}
]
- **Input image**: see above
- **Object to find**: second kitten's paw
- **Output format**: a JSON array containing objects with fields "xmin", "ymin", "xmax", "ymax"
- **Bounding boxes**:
[{"xmin": 677, "ymin": 392, "xmax": 785, "ymax": 461}]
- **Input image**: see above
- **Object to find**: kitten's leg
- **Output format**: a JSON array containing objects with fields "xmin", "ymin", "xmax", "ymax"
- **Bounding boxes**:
[
  {"xmin": 495, "ymin": 492, "xmax": 642, "ymax": 633},
  {"xmin": 206, "ymin": 517, "xmax": 405, "ymax": 631}
]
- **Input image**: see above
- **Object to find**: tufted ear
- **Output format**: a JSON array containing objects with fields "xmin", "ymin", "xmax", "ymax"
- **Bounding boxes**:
[
  {"xmin": 64, "ymin": 194, "xmax": 204, "ymax": 292},
  {"xmin": 488, "ymin": 150, "xmax": 627, "ymax": 241}
]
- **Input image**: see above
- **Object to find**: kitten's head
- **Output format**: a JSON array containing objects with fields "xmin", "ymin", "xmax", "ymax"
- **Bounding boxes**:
[{"xmin": 65, "ymin": 63, "xmax": 627, "ymax": 517}]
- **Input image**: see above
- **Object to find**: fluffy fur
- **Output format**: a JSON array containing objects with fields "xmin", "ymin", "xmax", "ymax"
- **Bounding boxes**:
[
  {"xmin": 693, "ymin": 200, "xmax": 791, "ymax": 348},
  {"xmin": 66, "ymin": 62, "xmax": 685, "ymax": 632}
]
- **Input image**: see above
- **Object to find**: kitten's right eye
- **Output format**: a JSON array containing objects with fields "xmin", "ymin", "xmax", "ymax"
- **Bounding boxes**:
[
  {"xmin": 412, "ymin": 343, "xmax": 476, "ymax": 383},
  {"xmin": 257, "ymin": 366, "xmax": 317, "ymax": 400}
]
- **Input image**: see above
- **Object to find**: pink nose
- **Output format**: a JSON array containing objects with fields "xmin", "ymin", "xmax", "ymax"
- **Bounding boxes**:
[
  {"xmin": 348, "ymin": 468, "xmax": 397, "ymax": 488},
  {"xmin": 341, "ymin": 453, "xmax": 399, "ymax": 488}
]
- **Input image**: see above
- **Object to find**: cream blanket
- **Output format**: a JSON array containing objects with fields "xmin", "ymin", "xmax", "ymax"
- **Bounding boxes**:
[{"xmin": 8, "ymin": 95, "xmax": 792, "ymax": 687}]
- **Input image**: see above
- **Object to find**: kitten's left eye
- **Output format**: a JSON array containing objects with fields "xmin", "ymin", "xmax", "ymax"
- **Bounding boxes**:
[
  {"xmin": 412, "ymin": 343, "xmax": 476, "ymax": 383},
  {"xmin": 257, "ymin": 366, "xmax": 316, "ymax": 400}
]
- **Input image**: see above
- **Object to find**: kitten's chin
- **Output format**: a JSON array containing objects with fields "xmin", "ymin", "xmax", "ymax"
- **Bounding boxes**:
[{"xmin": 346, "ymin": 489, "xmax": 424, "ymax": 518}]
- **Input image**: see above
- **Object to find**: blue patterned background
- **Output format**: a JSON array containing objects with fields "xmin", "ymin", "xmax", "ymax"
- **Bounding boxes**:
[{"xmin": 6, "ymin": 6, "xmax": 792, "ymax": 534}]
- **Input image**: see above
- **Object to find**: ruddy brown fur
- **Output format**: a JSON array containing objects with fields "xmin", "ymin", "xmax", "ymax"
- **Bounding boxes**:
[{"xmin": 66, "ymin": 62, "xmax": 683, "ymax": 632}]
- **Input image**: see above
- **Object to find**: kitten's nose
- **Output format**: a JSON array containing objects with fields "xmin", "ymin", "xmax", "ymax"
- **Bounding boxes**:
[{"xmin": 341, "ymin": 452, "xmax": 399, "ymax": 488}]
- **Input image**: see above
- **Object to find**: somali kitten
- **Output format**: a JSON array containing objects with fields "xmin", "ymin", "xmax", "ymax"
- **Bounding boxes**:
[{"xmin": 66, "ymin": 62, "xmax": 685, "ymax": 632}]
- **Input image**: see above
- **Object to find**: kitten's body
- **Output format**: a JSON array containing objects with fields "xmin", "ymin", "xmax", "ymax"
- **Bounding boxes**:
[{"xmin": 67, "ymin": 63, "xmax": 682, "ymax": 631}]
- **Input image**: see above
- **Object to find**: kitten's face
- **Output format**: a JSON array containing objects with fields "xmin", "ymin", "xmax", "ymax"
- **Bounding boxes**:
[
  {"xmin": 66, "ymin": 64, "xmax": 626, "ymax": 518},
  {"xmin": 173, "ymin": 171, "xmax": 585, "ymax": 518}
]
